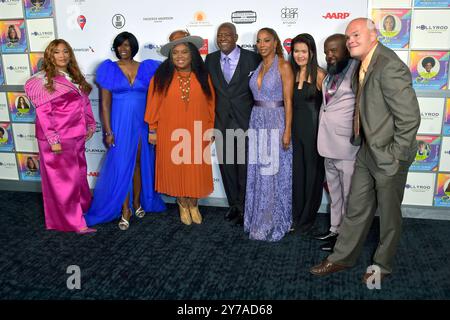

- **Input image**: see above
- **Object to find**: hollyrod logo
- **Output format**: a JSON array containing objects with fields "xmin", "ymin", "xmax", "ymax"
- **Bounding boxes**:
[
  {"xmin": 7, "ymin": 66, "xmax": 28, "ymax": 71},
  {"xmin": 444, "ymin": 150, "xmax": 450, "ymax": 155},
  {"xmin": 144, "ymin": 44, "xmax": 163, "ymax": 50},
  {"xmin": 322, "ymin": 12, "xmax": 350, "ymax": 19},
  {"xmin": 31, "ymin": 31, "xmax": 53, "ymax": 36},
  {"xmin": 420, "ymin": 112, "xmax": 440, "ymax": 118},
  {"xmin": 88, "ymin": 172, "xmax": 100, "ymax": 177},
  {"xmin": 16, "ymin": 133, "xmax": 36, "ymax": 139},
  {"xmin": 405, "ymin": 184, "xmax": 432, "ymax": 191},
  {"xmin": 0, "ymin": 161, "xmax": 16, "ymax": 168},
  {"xmin": 0, "ymin": 0, "xmax": 20, "ymax": 4},
  {"xmin": 416, "ymin": 25, "xmax": 448, "ymax": 31}
]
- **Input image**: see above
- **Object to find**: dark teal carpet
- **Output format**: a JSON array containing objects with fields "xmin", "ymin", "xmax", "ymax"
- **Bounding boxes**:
[{"xmin": 1, "ymin": 190, "xmax": 449, "ymax": 299}]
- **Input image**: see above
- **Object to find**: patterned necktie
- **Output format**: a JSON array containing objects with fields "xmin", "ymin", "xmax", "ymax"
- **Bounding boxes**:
[
  {"xmin": 325, "ymin": 75, "xmax": 338, "ymax": 103},
  {"xmin": 223, "ymin": 56, "xmax": 232, "ymax": 83},
  {"xmin": 353, "ymin": 65, "xmax": 366, "ymax": 143}
]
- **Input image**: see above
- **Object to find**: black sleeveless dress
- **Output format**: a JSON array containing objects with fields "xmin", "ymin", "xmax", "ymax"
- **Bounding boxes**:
[{"xmin": 292, "ymin": 81, "xmax": 325, "ymax": 233}]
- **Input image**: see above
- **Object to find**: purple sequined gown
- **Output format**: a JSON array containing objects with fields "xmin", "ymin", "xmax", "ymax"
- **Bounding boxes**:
[{"xmin": 244, "ymin": 56, "xmax": 293, "ymax": 241}]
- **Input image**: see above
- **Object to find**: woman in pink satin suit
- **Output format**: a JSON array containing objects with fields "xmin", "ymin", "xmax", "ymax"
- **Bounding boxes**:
[{"xmin": 24, "ymin": 39, "xmax": 96, "ymax": 234}]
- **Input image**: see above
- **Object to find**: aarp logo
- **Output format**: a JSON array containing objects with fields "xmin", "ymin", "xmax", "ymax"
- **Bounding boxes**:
[{"xmin": 323, "ymin": 12, "xmax": 350, "ymax": 19}]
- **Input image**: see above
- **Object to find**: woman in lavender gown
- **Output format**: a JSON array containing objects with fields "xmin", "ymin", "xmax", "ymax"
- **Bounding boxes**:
[{"xmin": 244, "ymin": 28, "xmax": 294, "ymax": 241}]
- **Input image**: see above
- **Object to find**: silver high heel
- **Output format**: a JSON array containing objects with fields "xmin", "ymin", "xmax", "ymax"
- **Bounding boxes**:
[
  {"xmin": 118, "ymin": 208, "xmax": 131, "ymax": 230},
  {"xmin": 135, "ymin": 206, "xmax": 145, "ymax": 218}
]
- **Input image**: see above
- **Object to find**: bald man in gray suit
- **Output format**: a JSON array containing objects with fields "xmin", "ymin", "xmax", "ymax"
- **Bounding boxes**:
[{"xmin": 310, "ymin": 18, "xmax": 420, "ymax": 283}]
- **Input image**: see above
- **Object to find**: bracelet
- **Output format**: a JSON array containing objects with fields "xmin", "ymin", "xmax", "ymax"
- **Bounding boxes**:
[{"xmin": 104, "ymin": 131, "xmax": 114, "ymax": 136}]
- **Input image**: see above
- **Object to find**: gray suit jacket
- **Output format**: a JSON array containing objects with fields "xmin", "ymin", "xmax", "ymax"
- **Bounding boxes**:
[
  {"xmin": 353, "ymin": 43, "xmax": 420, "ymax": 176},
  {"xmin": 318, "ymin": 59, "xmax": 360, "ymax": 160}
]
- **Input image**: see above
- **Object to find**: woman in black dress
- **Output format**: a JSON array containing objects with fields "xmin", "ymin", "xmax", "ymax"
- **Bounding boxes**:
[{"xmin": 290, "ymin": 33, "xmax": 326, "ymax": 234}]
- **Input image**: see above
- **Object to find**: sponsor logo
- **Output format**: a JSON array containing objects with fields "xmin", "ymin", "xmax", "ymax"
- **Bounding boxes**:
[
  {"xmin": 322, "ymin": 12, "xmax": 350, "ymax": 19},
  {"xmin": 0, "ymin": 161, "xmax": 16, "ymax": 168},
  {"xmin": 188, "ymin": 11, "xmax": 212, "ymax": 28},
  {"xmin": 143, "ymin": 16, "xmax": 174, "ymax": 23},
  {"xmin": 112, "ymin": 14, "xmax": 125, "ymax": 29},
  {"xmin": 88, "ymin": 171, "xmax": 100, "ymax": 177},
  {"xmin": 77, "ymin": 15, "xmax": 86, "ymax": 30},
  {"xmin": 16, "ymin": 133, "xmax": 36, "ymax": 139},
  {"xmin": 231, "ymin": 11, "xmax": 257, "ymax": 24},
  {"xmin": 444, "ymin": 150, "xmax": 450, "ymax": 155},
  {"xmin": 74, "ymin": 0, "xmax": 86, "ymax": 3},
  {"xmin": 0, "ymin": 0, "xmax": 21, "ymax": 4},
  {"xmin": 281, "ymin": 7, "xmax": 298, "ymax": 25},
  {"xmin": 85, "ymin": 148, "xmax": 106, "ymax": 153},
  {"xmin": 95, "ymin": 122, "xmax": 102, "ymax": 133},
  {"xmin": 420, "ymin": 112, "xmax": 440, "ymax": 117},
  {"xmin": 213, "ymin": 178, "xmax": 220, "ymax": 183},
  {"xmin": 199, "ymin": 39, "xmax": 208, "ymax": 56},
  {"xmin": 30, "ymin": 31, "xmax": 54, "ymax": 37},
  {"xmin": 283, "ymin": 38, "xmax": 292, "ymax": 54},
  {"xmin": 241, "ymin": 44, "xmax": 257, "ymax": 51},
  {"xmin": 73, "ymin": 46, "xmax": 95, "ymax": 53},
  {"xmin": 144, "ymin": 43, "xmax": 163, "ymax": 50},
  {"xmin": 7, "ymin": 65, "xmax": 28, "ymax": 71},
  {"xmin": 416, "ymin": 25, "xmax": 448, "ymax": 32},
  {"xmin": 405, "ymin": 184, "xmax": 432, "ymax": 191}
]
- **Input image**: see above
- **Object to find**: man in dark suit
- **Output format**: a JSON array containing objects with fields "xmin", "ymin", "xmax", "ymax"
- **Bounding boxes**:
[
  {"xmin": 310, "ymin": 18, "xmax": 420, "ymax": 283},
  {"xmin": 205, "ymin": 22, "xmax": 260, "ymax": 225}
]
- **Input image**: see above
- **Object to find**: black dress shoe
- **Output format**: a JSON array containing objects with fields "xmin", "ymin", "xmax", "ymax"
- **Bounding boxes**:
[
  {"xmin": 320, "ymin": 239, "xmax": 336, "ymax": 252},
  {"xmin": 224, "ymin": 207, "xmax": 239, "ymax": 221},
  {"xmin": 233, "ymin": 214, "xmax": 244, "ymax": 226},
  {"xmin": 314, "ymin": 231, "xmax": 338, "ymax": 241}
]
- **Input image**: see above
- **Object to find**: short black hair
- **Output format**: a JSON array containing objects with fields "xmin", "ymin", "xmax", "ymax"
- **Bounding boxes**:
[
  {"xmin": 113, "ymin": 32, "xmax": 139, "ymax": 59},
  {"xmin": 422, "ymin": 57, "xmax": 435, "ymax": 68},
  {"xmin": 0, "ymin": 127, "xmax": 4, "ymax": 134}
]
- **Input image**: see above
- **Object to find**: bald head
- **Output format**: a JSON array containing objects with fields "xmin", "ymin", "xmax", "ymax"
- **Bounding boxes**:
[
  {"xmin": 345, "ymin": 18, "xmax": 378, "ymax": 61},
  {"xmin": 218, "ymin": 22, "xmax": 237, "ymax": 35},
  {"xmin": 217, "ymin": 22, "xmax": 238, "ymax": 55}
]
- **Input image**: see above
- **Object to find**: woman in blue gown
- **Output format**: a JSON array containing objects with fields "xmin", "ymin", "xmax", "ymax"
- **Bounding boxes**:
[{"xmin": 85, "ymin": 32, "xmax": 166, "ymax": 229}]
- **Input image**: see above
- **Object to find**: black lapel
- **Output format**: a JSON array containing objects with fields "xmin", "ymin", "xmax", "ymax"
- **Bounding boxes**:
[
  {"xmin": 228, "ymin": 47, "xmax": 244, "ymax": 86},
  {"xmin": 213, "ymin": 51, "xmax": 228, "ymax": 88}
]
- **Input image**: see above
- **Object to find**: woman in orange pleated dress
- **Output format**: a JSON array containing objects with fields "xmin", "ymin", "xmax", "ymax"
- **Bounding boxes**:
[{"xmin": 145, "ymin": 30, "xmax": 215, "ymax": 225}]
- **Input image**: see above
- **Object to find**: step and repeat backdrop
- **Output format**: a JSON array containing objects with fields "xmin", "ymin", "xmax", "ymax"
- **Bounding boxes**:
[{"xmin": 1, "ymin": 0, "xmax": 450, "ymax": 210}]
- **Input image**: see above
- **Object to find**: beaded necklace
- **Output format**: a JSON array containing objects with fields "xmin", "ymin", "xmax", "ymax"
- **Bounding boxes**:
[{"xmin": 177, "ymin": 71, "xmax": 191, "ymax": 104}]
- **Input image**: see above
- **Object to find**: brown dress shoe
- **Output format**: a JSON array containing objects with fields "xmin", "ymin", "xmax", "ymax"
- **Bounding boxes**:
[
  {"xmin": 310, "ymin": 259, "xmax": 349, "ymax": 276},
  {"xmin": 362, "ymin": 270, "xmax": 389, "ymax": 284}
]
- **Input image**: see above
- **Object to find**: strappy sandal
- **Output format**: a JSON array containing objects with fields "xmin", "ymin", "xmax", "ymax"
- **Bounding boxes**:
[
  {"xmin": 118, "ymin": 208, "xmax": 131, "ymax": 230},
  {"xmin": 135, "ymin": 206, "xmax": 145, "ymax": 218}
]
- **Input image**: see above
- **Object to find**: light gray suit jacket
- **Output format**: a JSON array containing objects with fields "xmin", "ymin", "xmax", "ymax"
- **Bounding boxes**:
[
  {"xmin": 318, "ymin": 59, "xmax": 360, "ymax": 161},
  {"xmin": 353, "ymin": 43, "xmax": 420, "ymax": 176}
]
